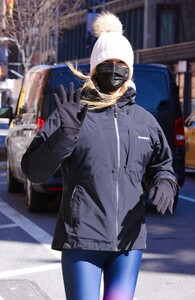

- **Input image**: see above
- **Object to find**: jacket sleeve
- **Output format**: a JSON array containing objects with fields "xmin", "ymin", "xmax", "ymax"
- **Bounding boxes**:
[
  {"xmin": 21, "ymin": 109, "xmax": 77, "ymax": 183},
  {"xmin": 144, "ymin": 118, "xmax": 177, "ymax": 189}
]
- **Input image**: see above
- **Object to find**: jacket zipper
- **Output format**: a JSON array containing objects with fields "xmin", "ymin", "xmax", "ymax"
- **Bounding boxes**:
[{"xmin": 114, "ymin": 104, "xmax": 120, "ymax": 250}]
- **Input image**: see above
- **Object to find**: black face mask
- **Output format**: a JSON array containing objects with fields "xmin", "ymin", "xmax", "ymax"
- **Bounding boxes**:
[{"xmin": 95, "ymin": 62, "xmax": 129, "ymax": 92}]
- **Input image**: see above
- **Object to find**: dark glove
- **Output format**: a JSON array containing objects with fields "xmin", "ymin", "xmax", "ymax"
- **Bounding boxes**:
[
  {"xmin": 54, "ymin": 83, "xmax": 88, "ymax": 137},
  {"xmin": 148, "ymin": 179, "xmax": 177, "ymax": 214}
]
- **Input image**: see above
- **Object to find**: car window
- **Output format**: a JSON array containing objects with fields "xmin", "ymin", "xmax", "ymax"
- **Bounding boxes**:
[
  {"xmin": 53, "ymin": 70, "xmax": 85, "ymax": 91},
  {"xmin": 41, "ymin": 81, "xmax": 54, "ymax": 121},
  {"xmin": 25, "ymin": 73, "xmax": 42, "ymax": 113},
  {"xmin": 17, "ymin": 68, "xmax": 50, "ymax": 116},
  {"xmin": 17, "ymin": 73, "xmax": 30, "ymax": 114},
  {"xmin": 133, "ymin": 70, "xmax": 170, "ymax": 113},
  {"xmin": 40, "ymin": 67, "xmax": 87, "ymax": 119}
]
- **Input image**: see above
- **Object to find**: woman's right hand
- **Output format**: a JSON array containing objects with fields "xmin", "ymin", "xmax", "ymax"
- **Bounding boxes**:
[{"xmin": 54, "ymin": 83, "xmax": 88, "ymax": 137}]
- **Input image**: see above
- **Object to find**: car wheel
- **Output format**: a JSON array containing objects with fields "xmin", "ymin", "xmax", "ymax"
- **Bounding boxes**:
[
  {"xmin": 7, "ymin": 159, "xmax": 24, "ymax": 193},
  {"xmin": 26, "ymin": 179, "xmax": 47, "ymax": 213}
]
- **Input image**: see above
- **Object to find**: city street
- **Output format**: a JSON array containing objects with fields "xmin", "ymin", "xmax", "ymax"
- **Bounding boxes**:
[
  {"xmin": 0, "ymin": 162, "xmax": 195, "ymax": 300},
  {"xmin": 0, "ymin": 1, "xmax": 195, "ymax": 299}
]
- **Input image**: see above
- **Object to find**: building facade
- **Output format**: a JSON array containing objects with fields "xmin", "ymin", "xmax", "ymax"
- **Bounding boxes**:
[
  {"xmin": 39, "ymin": 0, "xmax": 195, "ymax": 118},
  {"xmin": 40, "ymin": 0, "xmax": 195, "ymax": 62},
  {"xmin": 1, "ymin": 0, "xmax": 194, "ymax": 117}
]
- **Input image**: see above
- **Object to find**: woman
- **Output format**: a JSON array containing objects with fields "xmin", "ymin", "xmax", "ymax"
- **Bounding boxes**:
[{"xmin": 21, "ymin": 12, "xmax": 177, "ymax": 300}]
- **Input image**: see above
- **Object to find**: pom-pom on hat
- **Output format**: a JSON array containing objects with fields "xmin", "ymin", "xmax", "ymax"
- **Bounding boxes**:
[{"xmin": 90, "ymin": 12, "xmax": 134, "ymax": 79}]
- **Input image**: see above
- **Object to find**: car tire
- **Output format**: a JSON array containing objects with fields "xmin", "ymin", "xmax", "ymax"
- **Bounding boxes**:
[
  {"xmin": 26, "ymin": 179, "xmax": 48, "ymax": 213},
  {"xmin": 7, "ymin": 159, "xmax": 24, "ymax": 193}
]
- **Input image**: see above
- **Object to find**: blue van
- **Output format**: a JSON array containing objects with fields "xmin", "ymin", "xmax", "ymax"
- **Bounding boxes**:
[
  {"xmin": 133, "ymin": 64, "xmax": 185, "ymax": 192},
  {"xmin": 0, "ymin": 63, "xmax": 185, "ymax": 212}
]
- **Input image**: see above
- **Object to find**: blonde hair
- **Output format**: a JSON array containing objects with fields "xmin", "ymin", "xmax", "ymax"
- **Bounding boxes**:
[{"xmin": 67, "ymin": 61, "xmax": 128, "ymax": 110}]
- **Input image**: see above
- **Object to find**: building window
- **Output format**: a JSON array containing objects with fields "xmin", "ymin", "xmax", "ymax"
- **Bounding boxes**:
[
  {"xmin": 156, "ymin": 4, "xmax": 179, "ymax": 46},
  {"xmin": 85, "ymin": 0, "xmax": 113, "ymax": 8},
  {"xmin": 59, "ymin": 6, "xmax": 144, "ymax": 62},
  {"xmin": 118, "ymin": 7, "xmax": 144, "ymax": 50}
]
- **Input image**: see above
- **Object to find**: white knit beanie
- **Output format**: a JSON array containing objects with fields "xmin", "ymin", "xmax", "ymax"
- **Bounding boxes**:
[{"xmin": 90, "ymin": 12, "xmax": 134, "ymax": 80}]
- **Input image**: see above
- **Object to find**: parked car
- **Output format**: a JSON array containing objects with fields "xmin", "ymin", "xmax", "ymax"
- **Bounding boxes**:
[
  {"xmin": 0, "ymin": 117, "xmax": 9, "ymax": 150},
  {"xmin": 185, "ymin": 111, "xmax": 195, "ymax": 169},
  {"xmin": 0, "ymin": 90, "xmax": 12, "ymax": 153},
  {"xmin": 133, "ymin": 64, "xmax": 185, "ymax": 202},
  {"xmin": 0, "ymin": 64, "xmax": 89, "ymax": 212},
  {"xmin": 0, "ymin": 63, "xmax": 185, "ymax": 212}
]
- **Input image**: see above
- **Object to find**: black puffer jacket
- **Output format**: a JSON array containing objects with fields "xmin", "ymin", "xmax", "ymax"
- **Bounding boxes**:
[{"xmin": 21, "ymin": 88, "xmax": 176, "ymax": 251}]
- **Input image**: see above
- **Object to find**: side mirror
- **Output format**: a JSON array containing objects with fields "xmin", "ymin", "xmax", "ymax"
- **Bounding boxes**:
[
  {"xmin": 157, "ymin": 100, "xmax": 169, "ymax": 112},
  {"xmin": 0, "ymin": 107, "xmax": 13, "ymax": 118}
]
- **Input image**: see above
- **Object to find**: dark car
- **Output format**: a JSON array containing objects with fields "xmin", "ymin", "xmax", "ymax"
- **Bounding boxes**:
[
  {"xmin": 0, "ymin": 63, "xmax": 185, "ymax": 212},
  {"xmin": 133, "ymin": 64, "xmax": 185, "ymax": 199}
]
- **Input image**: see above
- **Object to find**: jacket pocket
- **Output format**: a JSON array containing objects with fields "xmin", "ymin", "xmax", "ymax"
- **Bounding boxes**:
[
  {"xmin": 68, "ymin": 185, "xmax": 111, "ymax": 242},
  {"xmin": 69, "ymin": 186, "xmax": 80, "ymax": 227},
  {"xmin": 125, "ymin": 127, "xmax": 153, "ymax": 181}
]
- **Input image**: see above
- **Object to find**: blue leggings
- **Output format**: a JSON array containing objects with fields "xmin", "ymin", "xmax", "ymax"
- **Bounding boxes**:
[{"xmin": 61, "ymin": 249, "xmax": 142, "ymax": 300}]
